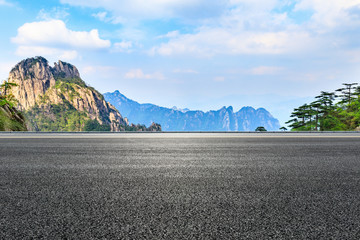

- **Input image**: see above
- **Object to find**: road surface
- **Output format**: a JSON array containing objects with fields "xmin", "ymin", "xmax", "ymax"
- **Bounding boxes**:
[{"xmin": 1, "ymin": 133, "xmax": 360, "ymax": 239}]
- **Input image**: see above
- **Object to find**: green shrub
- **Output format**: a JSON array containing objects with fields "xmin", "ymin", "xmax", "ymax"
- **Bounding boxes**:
[{"xmin": 84, "ymin": 119, "xmax": 111, "ymax": 131}]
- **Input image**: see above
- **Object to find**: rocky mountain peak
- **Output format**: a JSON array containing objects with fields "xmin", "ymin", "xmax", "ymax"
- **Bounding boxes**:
[
  {"xmin": 7, "ymin": 57, "xmax": 129, "ymax": 131},
  {"xmin": 8, "ymin": 57, "xmax": 85, "ymax": 111},
  {"xmin": 53, "ymin": 60, "xmax": 80, "ymax": 79},
  {"xmin": 10, "ymin": 57, "xmax": 52, "ymax": 83},
  {"xmin": 226, "ymin": 106, "xmax": 234, "ymax": 112},
  {"xmin": 9, "ymin": 57, "xmax": 56, "ymax": 110}
]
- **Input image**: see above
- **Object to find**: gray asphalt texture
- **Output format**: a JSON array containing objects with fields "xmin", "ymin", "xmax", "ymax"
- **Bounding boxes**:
[{"xmin": 1, "ymin": 134, "xmax": 360, "ymax": 239}]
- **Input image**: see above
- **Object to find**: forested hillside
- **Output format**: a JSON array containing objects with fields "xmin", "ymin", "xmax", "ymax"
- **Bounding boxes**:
[{"xmin": 286, "ymin": 83, "xmax": 360, "ymax": 131}]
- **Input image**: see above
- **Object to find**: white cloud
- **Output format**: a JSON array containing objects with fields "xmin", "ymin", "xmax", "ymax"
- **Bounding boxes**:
[
  {"xmin": 147, "ymin": 0, "xmax": 360, "ymax": 57},
  {"xmin": 60, "ymin": 0, "xmax": 226, "ymax": 21},
  {"xmin": 82, "ymin": 65, "xmax": 117, "ymax": 75},
  {"xmin": 112, "ymin": 40, "xmax": 144, "ymax": 53},
  {"xmin": 115, "ymin": 41, "xmax": 132, "ymax": 49},
  {"xmin": 125, "ymin": 69, "xmax": 165, "ymax": 80},
  {"xmin": 58, "ymin": 0, "xmax": 360, "ymax": 63},
  {"xmin": 92, "ymin": 11, "xmax": 128, "ymax": 24},
  {"xmin": 59, "ymin": 50, "xmax": 78, "ymax": 60},
  {"xmin": 151, "ymin": 29, "xmax": 315, "ymax": 57},
  {"xmin": 37, "ymin": 8, "xmax": 69, "ymax": 20},
  {"xmin": 116, "ymin": 28, "xmax": 146, "ymax": 41},
  {"xmin": 0, "ymin": 61, "xmax": 17, "ymax": 79},
  {"xmin": 157, "ymin": 31, "xmax": 180, "ymax": 39},
  {"xmin": 294, "ymin": 0, "xmax": 360, "ymax": 30},
  {"xmin": 12, "ymin": 20, "xmax": 110, "ymax": 49},
  {"xmin": 56, "ymin": 0, "xmax": 360, "ymax": 52},
  {"xmin": 114, "ymin": 41, "xmax": 133, "ymax": 52},
  {"xmin": 147, "ymin": 1, "xmax": 306, "ymax": 57},
  {"xmin": 15, "ymin": 46, "xmax": 78, "ymax": 60},
  {"xmin": 11, "ymin": 20, "xmax": 111, "ymax": 60},
  {"xmin": 0, "ymin": 0, "xmax": 12, "ymax": 6},
  {"xmin": 92, "ymin": 11, "xmax": 108, "ymax": 22},
  {"xmin": 0, "ymin": 62, "xmax": 13, "ymax": 73},
  {"xmin": 249, "ymin": 66, "xmax": 283, "ymax": 75}
]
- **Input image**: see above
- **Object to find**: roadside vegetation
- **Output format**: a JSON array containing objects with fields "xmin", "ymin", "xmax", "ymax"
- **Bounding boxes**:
[
  {"xmin": 255, "ymin": 126, "xmax": 267, "ymax": 131},
  {"xmin": 286, "ymin": 83, "xmax": 360, "ymax": 131},
  {"xmin": 0, "ymin": 80, "xmax": 27, "ymax": 131},
  {"xmin": 83, "ymin": 119, "xmax": 111, "ymax": 131}
]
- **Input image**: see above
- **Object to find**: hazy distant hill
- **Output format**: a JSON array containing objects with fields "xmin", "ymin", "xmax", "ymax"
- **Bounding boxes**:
[{"xmin": 104, "ymin": 90, "xmax": 280, "ymax": 131}]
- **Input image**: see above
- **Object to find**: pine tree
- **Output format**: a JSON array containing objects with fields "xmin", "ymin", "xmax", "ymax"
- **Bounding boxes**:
[{"xmin": 335, "ymin": 83, "xmax": 358, "ymax": 105}]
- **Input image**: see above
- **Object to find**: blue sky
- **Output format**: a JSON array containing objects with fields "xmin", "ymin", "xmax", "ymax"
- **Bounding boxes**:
[{"xmin": 1, "ymin": 0, "xmax": 360, "ymax": 126}]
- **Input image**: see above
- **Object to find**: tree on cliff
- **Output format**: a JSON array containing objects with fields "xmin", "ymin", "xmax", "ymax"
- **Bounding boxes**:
[
  {"xmin": 0, "ymin": 79, "xmax": 18, "ymax": 107},
  {"xmin": 0, "ymin": 79, "xmax": 27, "ymax": 131},
  {"xmin": 287, "ymin": 82, "xmax": 360, "ymax": 131}
]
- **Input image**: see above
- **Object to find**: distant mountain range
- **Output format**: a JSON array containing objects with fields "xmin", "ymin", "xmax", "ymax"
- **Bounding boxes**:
[
  {"xmin": 3, "ymin": 56, "xmax": 280, "ymax": 132},
  {"xmin": 104, "ymin": 90, "xmax": 281, "ymax": 131}
]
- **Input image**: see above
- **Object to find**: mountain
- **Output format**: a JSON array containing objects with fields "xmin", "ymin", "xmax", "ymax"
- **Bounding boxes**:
[
  {"xmin": 104, "ymin": 90, "xmax": 281, "ymax": 131},
  {"xmin": 7, "ymin": 57, "xmax": 160, "ymax": 132}
]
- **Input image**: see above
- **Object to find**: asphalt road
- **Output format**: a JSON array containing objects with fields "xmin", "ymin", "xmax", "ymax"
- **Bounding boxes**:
[{"xmin": 1, "ymin": 133, "xmax": 360, "ymax": 239}]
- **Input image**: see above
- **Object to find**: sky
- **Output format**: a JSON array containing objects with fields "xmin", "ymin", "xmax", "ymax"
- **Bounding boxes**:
[{"xmin": 1, "ymin": 0, "xmax": 360, "ymax": 126}]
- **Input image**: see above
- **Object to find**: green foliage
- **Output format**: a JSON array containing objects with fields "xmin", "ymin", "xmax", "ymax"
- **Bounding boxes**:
[
  {"xmin": 11, "ymin": 57, "xmax": 48, "ymax": 73},
  {"xmin": 125, "ymin": 123, "xmax": 147, "ymax": 131},
  {"xmin": 23, "ymin": 76, "xmax": 119, "ymax": 132},
  {"xmin": 83, "ymin": 119, "xmax": 111, "ymax": 131},
  {"xmin": 335, "ymin": 83, "xmax": 358, "ymax": 105},
  {"xmin": 1, "ymin": 81, "xmax": 17, "ymax": 95},
  {"xmin": 1, "ymin": 67, "xmax": 159, "ymax": 132},
  {"xmin": 55, "ymin": 76, "xmax": 87, "ymax": 88},
  {"xmin": 26, "ymin": 56, "xmax": 47, "ymax": 70},
  {"xmin": 25, "ymin": 102, "xmax": 87, "ymax": 131},
  {"xmin": 84, "ymin": 119, "xmax": 111, "ymax": 131},
  {"xmin": 0, "ymin": 80, "xmax": 18, "ymax": 108},
  {"xmin": 54, "ymin": 78, "xmax": 83, "ymax": 102},
  {"xmin": 0, "ymin": 106, "xmax": 27, "ymax": 131},
  {"xmin": 123, "ymin": 123, "xmax": 162, "ymax": 132},
  {"xmin": 287, "ymin": 83, "xmax": 360, "ymax": 131},
  {"xmin": 0, "ymin": 98, "xmax": 6, "ymax": 107},
  {"xmin": 255, "ymin": 126, "xmax": 267, "ymax": 131},
  {"xmin": 0, "ymin": 79, "xmax": 27, "ymax": 131},
  {"xmin": 147, "ymin": 122, "xmax": 162, "ymax": 132},
  {"xmin": 53, "ymin": 71, "xmax": 66, "ymax": 79},
  {"xmin": 0, "ymin": 114, "xmax": 4, "ymax": 130},
  {"xmin": 38, "ymin": 94, "xmax": 50, "ymax": 104}
]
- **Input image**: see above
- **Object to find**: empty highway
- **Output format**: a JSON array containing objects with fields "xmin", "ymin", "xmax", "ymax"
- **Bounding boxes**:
[{"xmin": 1, "ymin": 133, "xmax": 360, "ymax": 239}]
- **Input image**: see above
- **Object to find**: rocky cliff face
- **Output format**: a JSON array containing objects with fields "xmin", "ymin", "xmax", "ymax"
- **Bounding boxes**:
[
  {"xmin": 9, "ymin": 57, "xmax": 56, "ymax": 110},
  {"xmin": 235, "ymin": 107, "xmax": 279, "ymax": 131},
  {"xmin": 8, "ymin": 57, "xmax": 127, "ymax": 131},
  {"xmin": 53, "ymin": 60, "xmax": 80, "ymax": 79},
  {"xmin": 104, "ymin": 90, "xmax": 281, "ymax": 131}
]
